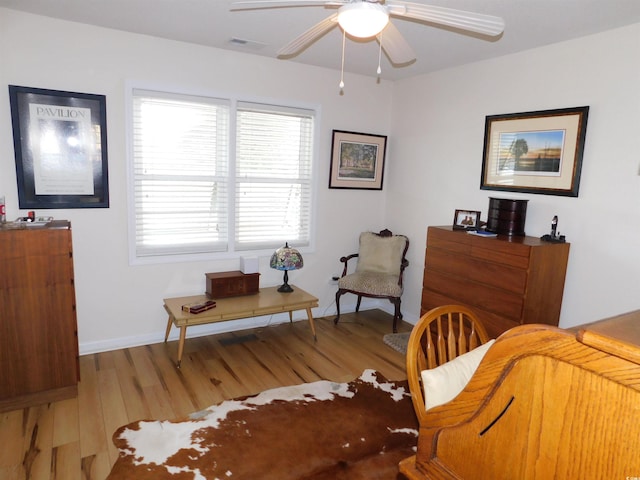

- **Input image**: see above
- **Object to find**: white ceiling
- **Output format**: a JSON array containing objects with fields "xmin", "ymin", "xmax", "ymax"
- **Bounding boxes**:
[{"xmin": 1, "ymin": 0, "xmax": 639, "ymax": 81}]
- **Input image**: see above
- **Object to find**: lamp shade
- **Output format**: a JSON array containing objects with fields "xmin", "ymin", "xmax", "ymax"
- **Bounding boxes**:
[
  {"xmin": 270, "ymin": 242, "xmax": 303, "ymax": 271},
  {"xmin": 337, "ymin": 2, "xmax": 389, "ymax": 38},
  {"xmin": 270, "ymin": 243, "xmax": 303, "ymax": 292}
]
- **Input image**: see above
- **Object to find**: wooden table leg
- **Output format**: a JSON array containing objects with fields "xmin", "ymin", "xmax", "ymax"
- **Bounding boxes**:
[
  {"xmin": 306, "ymin": 307, "xmax": 317, "ymax": 341},
  {"xmin": 288, "ymin": 311, "xmax": 293, "ymax": 323},
  {"xmin": 164, "ymin": 314, "xmax": 174, "ymax": 342},
  {"xmin": 176, "ymin": 326, "xmax": 187, "ymax": 368}
]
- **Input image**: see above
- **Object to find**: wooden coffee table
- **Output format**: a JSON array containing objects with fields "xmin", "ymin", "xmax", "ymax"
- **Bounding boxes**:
[{"xmin": 164, "ymin": 285, "xmax": 319, "ymax": 367}]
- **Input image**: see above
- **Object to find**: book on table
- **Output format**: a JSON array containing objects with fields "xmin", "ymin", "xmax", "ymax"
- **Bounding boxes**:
[{"xmin": 467, "ymin": 230, "xmax": 497, "ymax": 237}]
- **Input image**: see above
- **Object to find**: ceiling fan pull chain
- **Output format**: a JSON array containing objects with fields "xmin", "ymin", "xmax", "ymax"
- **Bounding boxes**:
[
  {"xmin": 377, "ymin": 31, "xmax": 383, "ymax": 75},
  {"xmin": 339, "ymin": 29, "xmax": 346, "ymax": 89}
]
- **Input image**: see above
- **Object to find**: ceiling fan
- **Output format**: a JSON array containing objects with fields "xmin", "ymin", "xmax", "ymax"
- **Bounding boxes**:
[{"xmin": 230, "ymin": 0, "xmax": 505, "ymax": 68}]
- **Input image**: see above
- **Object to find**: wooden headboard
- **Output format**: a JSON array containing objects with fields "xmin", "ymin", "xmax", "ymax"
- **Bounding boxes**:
[{"xmin": 400, "ymin": 310, "xmax": 640, "ymax": 479}]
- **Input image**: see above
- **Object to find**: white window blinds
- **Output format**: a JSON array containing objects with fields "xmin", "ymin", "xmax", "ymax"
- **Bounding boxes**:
[
  {"xmin": 130, "ymin": 90, "xmax": 315, "ymax": 260},
  {"xmin": 235, "ymin": 102, "xmax": 314, "ymax": 251},
  {"xmin": 132, "ymin": 89, "xmax": 230, "ymax": 257}
]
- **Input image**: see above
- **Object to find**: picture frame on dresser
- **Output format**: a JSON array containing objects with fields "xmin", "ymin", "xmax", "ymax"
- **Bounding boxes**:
[
  {"xmin": 453, "ymin": 209, "xmax": 481, "ymax": 230},
  {"xmin": 8, "ymin": 85, "xmax": 110, "ymax": 209},
  {"xmin": 480, "ymin": 106, "xmax": 589, "ymax": 197}
]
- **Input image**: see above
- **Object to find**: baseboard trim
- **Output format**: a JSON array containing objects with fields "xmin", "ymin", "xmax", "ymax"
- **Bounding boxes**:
[
  {"xmin": 79, "ymin": 313, "xmax": 291, "ymax": 356},
  {"xmin": 78, "ymin": 302, "xmax": 418, "ymax": 356}
]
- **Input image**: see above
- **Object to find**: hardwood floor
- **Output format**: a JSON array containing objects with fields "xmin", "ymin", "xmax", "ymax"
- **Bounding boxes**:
[{"xmin": 0, "ymin": 310, "xmax": 412, "ymax": 480}]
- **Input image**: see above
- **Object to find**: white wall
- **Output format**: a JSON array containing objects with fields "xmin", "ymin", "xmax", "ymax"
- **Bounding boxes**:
[
  {"xmin": 1, "ymin": 10, "xmax": 638, "ymax": 354},
  {"xmin": 388, "ymin": 23, "xmax": 640, "ymax": 328},
  {"xmin": 0, "ymin": 9, "xmax": 394, "ymax": 353}
]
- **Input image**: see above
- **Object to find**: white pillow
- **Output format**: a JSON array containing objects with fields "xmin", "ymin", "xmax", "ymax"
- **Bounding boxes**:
[{"xmin": 421, "ymin": 339, "xmax": 495, "ymax": 411}]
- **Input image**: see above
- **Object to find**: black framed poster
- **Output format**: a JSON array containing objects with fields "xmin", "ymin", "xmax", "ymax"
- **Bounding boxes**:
[{"xmin": 9, "ymin": 85, "xmax": 109, "ymax": 209}]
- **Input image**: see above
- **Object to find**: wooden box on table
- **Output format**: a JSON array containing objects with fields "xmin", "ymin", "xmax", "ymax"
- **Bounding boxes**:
[{"xmin": 206, "ymin": 270, "xmax": 260, "ymax": 298}]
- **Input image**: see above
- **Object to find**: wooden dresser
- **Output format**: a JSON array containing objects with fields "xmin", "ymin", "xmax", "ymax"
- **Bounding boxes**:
[
  {"xmin": 421, "ymin": 226, "xmax": 570, "ymax": 338},
  {"xmin": 0, "ymin": 221, "xmax": 79, "ymax": 412}
]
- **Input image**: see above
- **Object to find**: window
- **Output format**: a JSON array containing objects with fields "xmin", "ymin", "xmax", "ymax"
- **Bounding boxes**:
[{"xmin": 129, "ymin": 88, "xmax": 315, "ymax": 262}]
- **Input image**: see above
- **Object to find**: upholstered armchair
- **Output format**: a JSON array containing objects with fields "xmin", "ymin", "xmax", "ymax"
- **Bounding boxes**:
[{"xmin": 334, "ymin": 229, "xmax": 409, "ymax": 333}]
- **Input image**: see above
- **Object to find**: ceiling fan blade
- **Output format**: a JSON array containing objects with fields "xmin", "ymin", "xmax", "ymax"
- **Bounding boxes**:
[
  {"xmin": 277, "ymin": 13, "xmax": 339, "ymax": 57},
  {"xmin": 387, "ymin": 1, "xmax": 505, "ymax": 37},
  {"xmin": 230, "ymin": 0, "xmax": 343, "ymax": 11},
  {"xmin": 378, "ymin": 21, "xmax": 416, "ymax": 65}
]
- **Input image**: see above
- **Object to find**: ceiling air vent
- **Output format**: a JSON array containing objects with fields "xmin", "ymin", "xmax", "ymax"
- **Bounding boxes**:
[{"xmin": 228, "ymin": 37, "xmax": 267, "ymax": 50}]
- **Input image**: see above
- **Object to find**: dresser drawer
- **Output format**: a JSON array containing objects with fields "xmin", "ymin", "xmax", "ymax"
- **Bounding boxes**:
[
  {"xmin": 426, "ymin": 233, "xmax": 472, "ymax": 255},
  {"xmin": 470, "ymin": 244, "xmax": 530, "ymax": 269},
  {"xmin": 0, "ymin": 228, "xmax": 71, "ymax": 258},
  {"xmin": 427, "ymin": 228, "xmax": 531, "ymax": 269},
  {"xmin": 423, "ymin": 270, "xmax": 523, "ymax": 322},
  {"xmin": 425, "ymin": 248, "xmax": 527, "ymax": 294},
  {"xmin": 0, "ymin": 254, "xmax": 73, "ymax": 290}
]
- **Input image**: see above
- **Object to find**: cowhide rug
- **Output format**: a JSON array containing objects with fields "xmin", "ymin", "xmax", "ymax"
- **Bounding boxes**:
[{"xmin": 108, "ymin": 370, "xmax": 418, "ymax": 480}]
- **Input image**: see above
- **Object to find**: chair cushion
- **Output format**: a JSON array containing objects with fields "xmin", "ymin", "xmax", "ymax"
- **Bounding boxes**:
[
  {"xmin": 356, "ymin": 232, "xmax": 406, "ymax": 276},
  {"xmin": 338, "ymin": 271, "xmax": 402, "ymax": 297},
  {"xmin": 421, "ymin": 339, "xmax": 495, "ymax": 411}
]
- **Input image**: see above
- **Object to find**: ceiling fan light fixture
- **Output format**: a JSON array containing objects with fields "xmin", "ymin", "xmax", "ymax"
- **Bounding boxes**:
[{"xmin": 337, "ymin": 2, "xmax": 389, "ymax": 38}]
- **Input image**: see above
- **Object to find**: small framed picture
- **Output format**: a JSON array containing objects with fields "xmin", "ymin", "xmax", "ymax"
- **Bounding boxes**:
[
  {"xmin": 329, "ymin": 130, "xmax": 387, "ymax": 190},
  {"xmin": 453, "ymin": 210, "xmax": 481, "ymax": 230}
]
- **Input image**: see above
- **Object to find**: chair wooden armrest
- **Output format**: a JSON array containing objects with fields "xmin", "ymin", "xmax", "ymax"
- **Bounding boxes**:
[{"xmin": 338, "ymin": 253, "xmax": 359, "ymax": 277}]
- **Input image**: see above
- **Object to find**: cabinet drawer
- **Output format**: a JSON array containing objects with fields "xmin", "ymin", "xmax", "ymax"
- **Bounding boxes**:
[
  {"xmin": 0, "ymin": 254, "xmax": 74, "ymax": 289},
  {"xmin": 425, "ymin": 248, "xmax": 527, "ymax": 294},
  {"xmin": 426, "ymin": 226, "xmax": 532, "ymax": 266},
  {"xmin": 0, "ymin": 228, "xmax": 71, "ymax": 258},
  {"xmin": 1, "ymin": 283, "xmax": 78, "ymax": 399},
  {"xmin": 470, "ymin": 244, "xmax": 530, "ymax": 269},
  {"xmin": 423, "ymin": 270, "xmax": 523, "ymax": 321},
  {"xmin": 426, "ymin": 234, "xmax": 471, "ymax": 255}
]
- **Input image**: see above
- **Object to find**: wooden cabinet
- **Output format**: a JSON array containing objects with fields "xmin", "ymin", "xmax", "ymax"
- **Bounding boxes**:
[
  {"xmin": 0, "ymin": 221, "xmax": 79, "ymax": 412},
  {"xmin": 421, "ymin": 226, "xmax": 570, "ymax": 338}
]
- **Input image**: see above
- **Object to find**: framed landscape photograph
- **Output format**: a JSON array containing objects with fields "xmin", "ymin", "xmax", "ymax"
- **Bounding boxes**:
[
  {"xmin": 9, "ymin": 85, "xmax": 109, "ymax": 209},
  {"xmin": 453, "ymin": 209, "xmax": 481, "ymax": 230},
  {"xmin": 480, "ymin": 106, "xmax": 589, "ymax": 197},
  {"xmin": 329, "ymin": 130, "xmax": 387, "ymax": 190}
]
